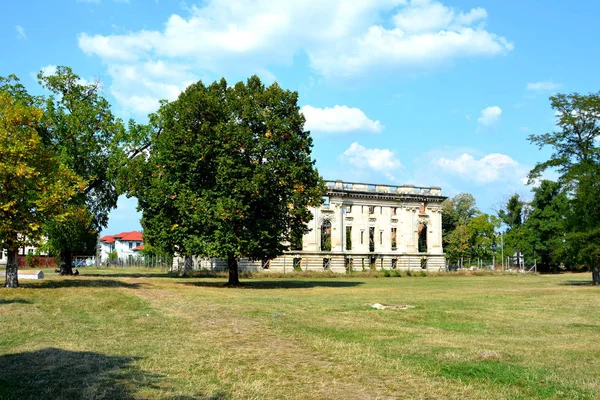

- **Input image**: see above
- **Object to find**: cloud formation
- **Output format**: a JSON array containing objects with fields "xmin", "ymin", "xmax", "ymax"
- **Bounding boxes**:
[
  {"xmin": 77, "ymin": 0, "xmax": 513, "ymax": 114},
  {"xmin": 339, "ymin": 142, "xmax": 402, "ymax": 180},
  {"xmin": 15, "ymin": 25, "xmax": 26, "ymax": 39},
  {"xmin": 301, "ymin": 105, "xmax": 383, "ymax": 133},
  {"xmin": 435, "ymin": 152, "xmax": 526, "ymax": 184},
  {"xmin": 477, "ymin": 106, "xmax": 502, "ymax": 128},
  {"xmin": 526, "ymin": 81, "xmax": 562, "ymax": 92}
]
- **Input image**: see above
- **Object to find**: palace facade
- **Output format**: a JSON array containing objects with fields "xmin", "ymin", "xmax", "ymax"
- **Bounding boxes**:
[{"xmin": 196, "ymin": 180, "xmax": 447, "ymax": 273}]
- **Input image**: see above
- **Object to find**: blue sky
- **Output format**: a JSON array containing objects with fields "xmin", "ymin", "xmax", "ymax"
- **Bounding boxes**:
[{"xmin": 3, "ymin": 0, "xmax": 600, "ymax": 235}]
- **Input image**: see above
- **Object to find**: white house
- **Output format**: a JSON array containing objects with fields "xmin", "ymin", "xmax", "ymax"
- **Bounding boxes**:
[{"xmin": 99, "ymin": 231, "xmax": 144, "ymax": 263}]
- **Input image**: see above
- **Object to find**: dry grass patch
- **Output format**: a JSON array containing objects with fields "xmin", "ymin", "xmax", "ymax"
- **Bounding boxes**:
[{"xmin": 1, "ymin": 269, "xmax": 599, "ymax": 399}]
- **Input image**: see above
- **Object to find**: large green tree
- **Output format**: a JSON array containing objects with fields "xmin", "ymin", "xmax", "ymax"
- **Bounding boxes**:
[
  {"xmin": 498, "ymin": 194, "xmax": 525, "ymax": 267},
  {"xmin": 529, "ymin": 92, "xmax": 600, "ymax": 283},
  {"xmin": 0, "ymin": 69, "xmax": 129, "ymax": 275},
  {"xmin": 36, "ymin": 67, "xmax": 128, "ymax": 275},
  {"xmin": 0, "ymin": 91, "xmax": 82, "ymax": 287},
  {"xmin": 131, "ymin": 76, "xmax": 324, "ymax": 285},
  {"xmin": 442, "ymin": 193, "xmax": 479, "ymax": 264},
  {"xmin": 520, "ymin": 180, "xmax": 568, "ymax": 272}
]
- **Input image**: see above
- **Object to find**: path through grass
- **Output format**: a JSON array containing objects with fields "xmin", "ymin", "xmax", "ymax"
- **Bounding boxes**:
[{"xmin": 1, "ymin": 269, "xmax": 599, "ymax": 399}]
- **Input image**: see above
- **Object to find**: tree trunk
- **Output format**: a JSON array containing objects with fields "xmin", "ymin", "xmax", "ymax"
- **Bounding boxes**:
[
  {"xmin": 182, "ymin": 255, "xmax": 193, "ymax": 276},
  {"xmin": 5, "ymin": 248, "xmax": 19, "ymax": 288},
  {"xmin": 59, "ymin": 251, "xmax": 73, "ymax": 276},
  {"xmin": 227, "ymin": 254, "xmax": 240, "ymax": 286},
  {"xmin": 592, "ymin": 265, "xmax": 600, "ymax": 285}
]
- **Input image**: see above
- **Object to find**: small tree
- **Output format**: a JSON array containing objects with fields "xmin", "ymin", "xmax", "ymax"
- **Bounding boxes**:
[
  {"xmin": 132, "ymin": 76, "xmax": 324, "ymax": 285},
  {"xmin": 498, "ymin": 194, "xmax": 525, "ymax": 267},
  {"xmin": 0, "ymin": 91, "xmax": 82, "ymax": 287}
]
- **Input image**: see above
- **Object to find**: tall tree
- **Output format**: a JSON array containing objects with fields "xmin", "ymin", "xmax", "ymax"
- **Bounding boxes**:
[
  {"xmin": 0, "ymin": 91, "xmax": 82, "ymax": 287},
  {"xmin": 468, "ymin": 214, "xmax": 500, "ymax": 262},
  {"xmin": 529, "ymin": 92, "xmax": 600, "ymax": 283},
  {"xmin": 131, "ymin": 76, "xmax": 324, "ymax": 285},
  {"xmin": 520, "ymin": 180, "xmax": 568, "ymax": 272},
  {"xmin": 498, "ymin": 194, "xmax": 525, "ymax": 267},
  {"xmin": 36, "ymin": 67, "xmax": 127, "ymax": 275},
  {"xmin": 442, "ymin": 193, "xmax": 480, "ymax": 263}
]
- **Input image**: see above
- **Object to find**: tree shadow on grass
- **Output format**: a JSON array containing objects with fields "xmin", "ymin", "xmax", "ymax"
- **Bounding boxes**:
[
  {"xmin": 182, "ymin": 280, "xmax": 364, "ymax": 289},
  {"xmin": 84, "ymin": 272, "xmax": 173, "ymax": 279},
  {"xmin": 561, "ymin": 280, "xmax": 596, "ymax": 286},
  {"xmin": 0, "ymin": 348, "xmax": 153, "ymax": 400},
  {"xmin": 27, "ymin": 279, "xmax": 145, "ymax": 289},
  {"xmin": 0, "ymin": 299, "xmax": 32, "ymax": 304},
  {"xmin": 0, "ymin": 348, "xmax": 226, "ymax": 400}
]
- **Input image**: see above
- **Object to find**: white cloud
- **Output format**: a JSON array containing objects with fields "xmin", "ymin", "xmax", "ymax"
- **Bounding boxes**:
[
  {"xmin": 526, "ymin": 81, "xmax": 562, "ymax": 92},
  {"xmin": 77, "ymin": 0, "xmax": 129, "ymax": 3},
  {"xmin": 40, "ymin": 64, "xmax": 57, "ymax": 77},
  {"xmin": 339, "ymin": 142, "xmax": 402, "ymax": 180},
  {"xmin": 436, "ymin": 153, "xmax": 526, "ymax": 184},
  {"xmin": 477, "ymin": 106, "xmax": 502, "ymax": 128},
  {"xmin": 301, "ymin": 105, "xmax": 383, "ymax": 133},
  {"xmin": 107, "ymin": 61, "xmax": 199, "ymax": 115},
  {"xmin": 16, "ymin": 25, "xmax": 26, "ymax": 40},
  {"xmin": 77, "ymin": 0, "xmax": 512, "ymax": 114}
]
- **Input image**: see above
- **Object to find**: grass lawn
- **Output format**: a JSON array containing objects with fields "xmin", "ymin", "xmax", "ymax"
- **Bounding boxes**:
[{"xmin": 1, "ymin": 268, "xmax": 599, "ymax": 399}]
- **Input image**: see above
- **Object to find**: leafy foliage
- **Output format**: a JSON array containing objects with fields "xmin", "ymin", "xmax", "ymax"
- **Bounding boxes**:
[
  {"xmin": 131, "ymin": 76, "xmax": 324, "ymax": 284},
  {"xmin": 36, "ymin": 67, "xmax": 128, "ymax": 272},
  {"xmin": 528, "ymin": 92, "xmax": 600, "ymax": 282},
  {"xmin": 519, "ymin": 181, "xmax": 568, "ymax": 271},
  {"xmin": 0, "ymin": 91, "xmax": 83, "ymax": 286},
  {"xmin": 442, "ymin": 194, "xmax": 498, "ymax": 264}
]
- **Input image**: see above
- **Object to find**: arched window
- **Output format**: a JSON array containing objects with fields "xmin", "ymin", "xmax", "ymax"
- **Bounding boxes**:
[{"xmin": 321, "ymin": 220, "xmax": 332, "ymax": 251}]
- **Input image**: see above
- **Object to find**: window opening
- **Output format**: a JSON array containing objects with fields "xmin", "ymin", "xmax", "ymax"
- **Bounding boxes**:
[
  {"xmin": 293, "ymin": 257, "xmax": 302, "ymax": 271},
  {"xmin": 345, "ymin": 257, "xmax": 353, "ymax": 272},
  {"xmin": 346, "ymin": 226, "xmax": 352, "ymax": 250},
  {"xmin": 418, "ymin": 223, "xmax": 428, "ymax": 253},
  {"xmin": 321, "ymin": 220, "xmax": 332, "ymax": 251}
]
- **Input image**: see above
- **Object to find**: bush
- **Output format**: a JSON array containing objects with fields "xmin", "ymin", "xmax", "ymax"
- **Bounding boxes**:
[
  {"xmin": 25, "ymin": 252, "xmax": 40, "ymax": 268},
  {"xmin": 107, "ymin": 251, "xmax": 118, "ymax": 265}
]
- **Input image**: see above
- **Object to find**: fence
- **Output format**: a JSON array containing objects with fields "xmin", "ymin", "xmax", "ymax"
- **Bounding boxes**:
[
  {"xmin": 103, "ymin": 254, "xmax": 173, "ymax": 269},
  {"xmin": 445, "ymin": 256, "xmax": 537, "ymax": 273}
]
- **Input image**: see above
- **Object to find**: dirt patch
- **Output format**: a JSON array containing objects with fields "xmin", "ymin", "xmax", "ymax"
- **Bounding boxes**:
[{"xmin": 370, "ymin": 303, "xmax": 416, "ymax": 310}]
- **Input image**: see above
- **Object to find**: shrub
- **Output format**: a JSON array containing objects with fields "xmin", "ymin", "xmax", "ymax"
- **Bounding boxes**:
[{"xmin": 25, "ymin": 252, "xmax": 40, "ymax": 268}]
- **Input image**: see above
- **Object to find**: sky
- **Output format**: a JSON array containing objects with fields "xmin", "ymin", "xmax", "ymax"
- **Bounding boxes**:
[{"xmin": 2, "ymin": 0, "xmax": 600, "ymax": 236}]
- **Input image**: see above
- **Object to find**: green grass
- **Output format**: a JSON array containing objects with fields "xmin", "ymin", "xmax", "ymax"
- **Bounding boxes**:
[{"xmin": 1, "ymin": 268, "xmax": 599, "ymax": 399}]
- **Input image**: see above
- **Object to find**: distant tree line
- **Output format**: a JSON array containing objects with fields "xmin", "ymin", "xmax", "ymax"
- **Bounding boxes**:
[
  {"xmin": 443, "ymin": 92, "xmax": 600, "ymax": 284},
  {"xmin": 0, "ymin": 68, "xmax": 323, "ymax": 287},
  {"xmin": 1, "ymin": 65, "xmax": 599, "ymax": 286}
]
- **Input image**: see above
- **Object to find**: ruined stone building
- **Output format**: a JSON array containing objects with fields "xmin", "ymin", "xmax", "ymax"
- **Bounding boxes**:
[{"xmin": 195, "ymin": 180, "xmax": 446, "ymax": 273}]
